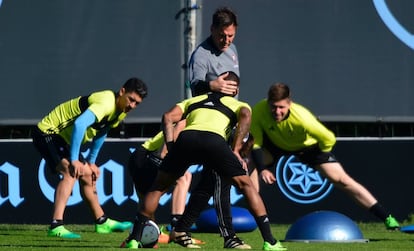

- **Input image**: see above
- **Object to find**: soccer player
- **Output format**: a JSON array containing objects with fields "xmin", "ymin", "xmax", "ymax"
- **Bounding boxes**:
[
  {"xmin": 122, "ymin": 72, "xmax": 287, "ymax": 251},
  {"xmin": 127, "ymin": 128, "xmax": 203, "ymax": 245},
  {"xmin": 32, "ymin": 77, "xmax": 148, "ymax": 238},
  {"xmin": 250, "ymin": 82, "xmax": 400, "ymax": 230}
]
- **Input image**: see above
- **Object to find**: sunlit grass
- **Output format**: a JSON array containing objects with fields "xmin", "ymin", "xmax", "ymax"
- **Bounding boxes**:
[{"xmin": 0, "ymin": 222, "xmax": 413, "ymax": 250}]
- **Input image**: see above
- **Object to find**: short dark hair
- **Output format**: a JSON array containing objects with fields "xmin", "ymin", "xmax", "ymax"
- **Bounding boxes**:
[
  {"xmin": 268, "ymin": 82, "xmax": 290, "ymax": 102},
  {"xmin": 212, "ymin": 7, "xmax": 238, "ymax": 29},
  {"xmin": 123, "ymin": 77, "xmax": 148, "ymax": 98},
  {"xmin": 220, "ymin": 71, "xmax": 240, "ymax": 86}
]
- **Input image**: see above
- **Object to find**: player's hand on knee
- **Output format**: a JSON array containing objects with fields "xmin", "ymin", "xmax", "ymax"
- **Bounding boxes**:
[
  {"xmin": 86, "ymin": 163, "xmax": 100, "ymax": 179},
  {"xmin": 260, "ymin": 169, "xmax": 276, "ymax": 185},
  {"xmin": 69, "ymin": 160, "xmax": 85, "ymax": 178}
]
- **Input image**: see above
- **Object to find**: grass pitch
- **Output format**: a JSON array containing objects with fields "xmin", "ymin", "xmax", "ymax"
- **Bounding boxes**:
[{"xmin": 0, "ymin": 223, "xmax": 413, "ymax": 250}]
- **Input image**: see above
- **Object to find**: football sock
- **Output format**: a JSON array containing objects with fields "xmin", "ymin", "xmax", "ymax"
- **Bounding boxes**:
[
  {"xmin": 50, "ymin": 219, "xmax": 64, "ymax": 229},
  {"xmin": 95, "ymin": 214, "xmax": 108, "ymax": 224},
  {"xmin": 369, "ymin": 202, "xmax": 390, "ymax": 221},
  {"xmin": 170, "ymin": 214, "xmax": 182, "ymax": 228},
  {"xmin": 255, "ymin": 215, "xmax": 276, "ymax": 245},
  {"xmin": 175, "ymin": 190, "xmax": 210, "ymax": 232}
]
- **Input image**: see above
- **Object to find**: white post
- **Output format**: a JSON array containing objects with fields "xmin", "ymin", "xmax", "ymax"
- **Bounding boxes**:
[{"xmin": 181, "ymin": 0, "xmax": 201, "ymax": 98}]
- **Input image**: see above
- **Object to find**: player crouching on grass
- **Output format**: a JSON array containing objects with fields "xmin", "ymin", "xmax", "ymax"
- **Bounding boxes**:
[
  {"xmin": 32, "ymin": 77, "xmax": 148, "ymax": 238},
  {"xmin": 127, "ymin": 129, "xmax": 204, "ymax": 246}
]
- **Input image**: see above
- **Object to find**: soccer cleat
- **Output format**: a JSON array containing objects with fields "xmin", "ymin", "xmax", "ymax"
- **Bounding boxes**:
[
  {"xmin": 120, "ymin": 239, "xmax": 142, "ymax": 249},
  {"xmin": 385, "ymin": 215, "xmax": 400, "ymax": 230},
  {"xmin": 159, "ymin": 226, "xmax": 205, "ymax": 245},
  {"xmin": 47, "ymin": 225, "xmax": 81, "ymax": 239},
  {"xmin": 224, "ymin": 236, "xmax": 252, "ymax": 249},
  {"xmin": 169, "ymin": 230, "xmax": 201, "ymax": 248},
  {"xmin": 95, "ymin": 218, "xmax": 133, "ymax": 233},
  {"xmin": 262, "ymin": 241, "xmax": 287, "ymax": 251}
]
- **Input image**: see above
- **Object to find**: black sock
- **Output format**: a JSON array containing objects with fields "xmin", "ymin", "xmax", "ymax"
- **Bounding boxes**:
[
  {"xmin": 95, "ymin": 214, "xmax": 108, "ymax": 224},
  {"xmin": 255, "ymin": 215, "xmax": 276, "ymax": 245},
  {"xmin": 50, "ymin": 219, "xmax": 64, "ymax": 229},
  {"xmin": 175, "ymin": 190, "xmax": 210, "ymax": 232},
  {"xmin": 129, "ymin": 213, "xmax": 150, "ymax": 241},
  {"xmin": 369, "ymin": 202, "xmax": 391, "ymax": 221},
  {"xmin": 170, "ymin": 214, "xmax": 182, "ymax": 228}
]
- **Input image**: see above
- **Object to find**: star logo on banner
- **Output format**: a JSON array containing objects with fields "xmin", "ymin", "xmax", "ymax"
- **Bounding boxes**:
[
  {"xmin": 275, "ymin": 155, "xmax": 333, "ymax": 204},
  {"xmin": 287, "ymin": 162, "xmax": 324, "ymax": 193}
]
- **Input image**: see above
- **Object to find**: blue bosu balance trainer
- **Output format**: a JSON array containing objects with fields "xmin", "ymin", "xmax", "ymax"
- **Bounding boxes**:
[
  {"xmin": 285, "ymin": 210, "xmax": 368, "ymax": 242},
  {"xmin": 195, "ymin": 206, "xmax": 257, "ymax": 233}
]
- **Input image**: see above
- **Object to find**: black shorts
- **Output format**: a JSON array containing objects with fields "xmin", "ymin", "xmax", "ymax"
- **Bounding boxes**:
[
  {"xmin": 263, "ymin": 136, "xmax": 338, "ymax": 167},
  {"xmin": 295, "ymin": 146, "xmax": 338, "ymax": 165},
  {"xmin": 32, "ymin": 126, "xmax": 71, "ymax": 173},
  {"xmin": 160, "ymin": 130, "xmax": 247, "ymax": 180},
  {"xmin": 128, "ymin": 145, "xmax": 160, "ymax": 195}
]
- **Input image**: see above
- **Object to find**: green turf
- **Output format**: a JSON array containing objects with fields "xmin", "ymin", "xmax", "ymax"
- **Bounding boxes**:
[{"xmin": 0, "ymin": 222, "xmax": 413, "ymax": 250}]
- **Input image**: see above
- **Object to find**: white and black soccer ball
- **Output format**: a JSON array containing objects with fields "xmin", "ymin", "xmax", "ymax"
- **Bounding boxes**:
[{"xmin": 140, "ymin": 220, "xmax": 160, "ymax": 248}]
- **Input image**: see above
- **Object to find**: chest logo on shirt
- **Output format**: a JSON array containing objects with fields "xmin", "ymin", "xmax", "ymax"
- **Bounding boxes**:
[{"xmin": 274, "ymin": 155, "xmax": 333, "ymax": 204}]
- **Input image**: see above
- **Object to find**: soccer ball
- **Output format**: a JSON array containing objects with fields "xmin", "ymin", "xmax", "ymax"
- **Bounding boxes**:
[{"xmin": 140, "ymin": 220, "xmax": 160, "ymax": 248}]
